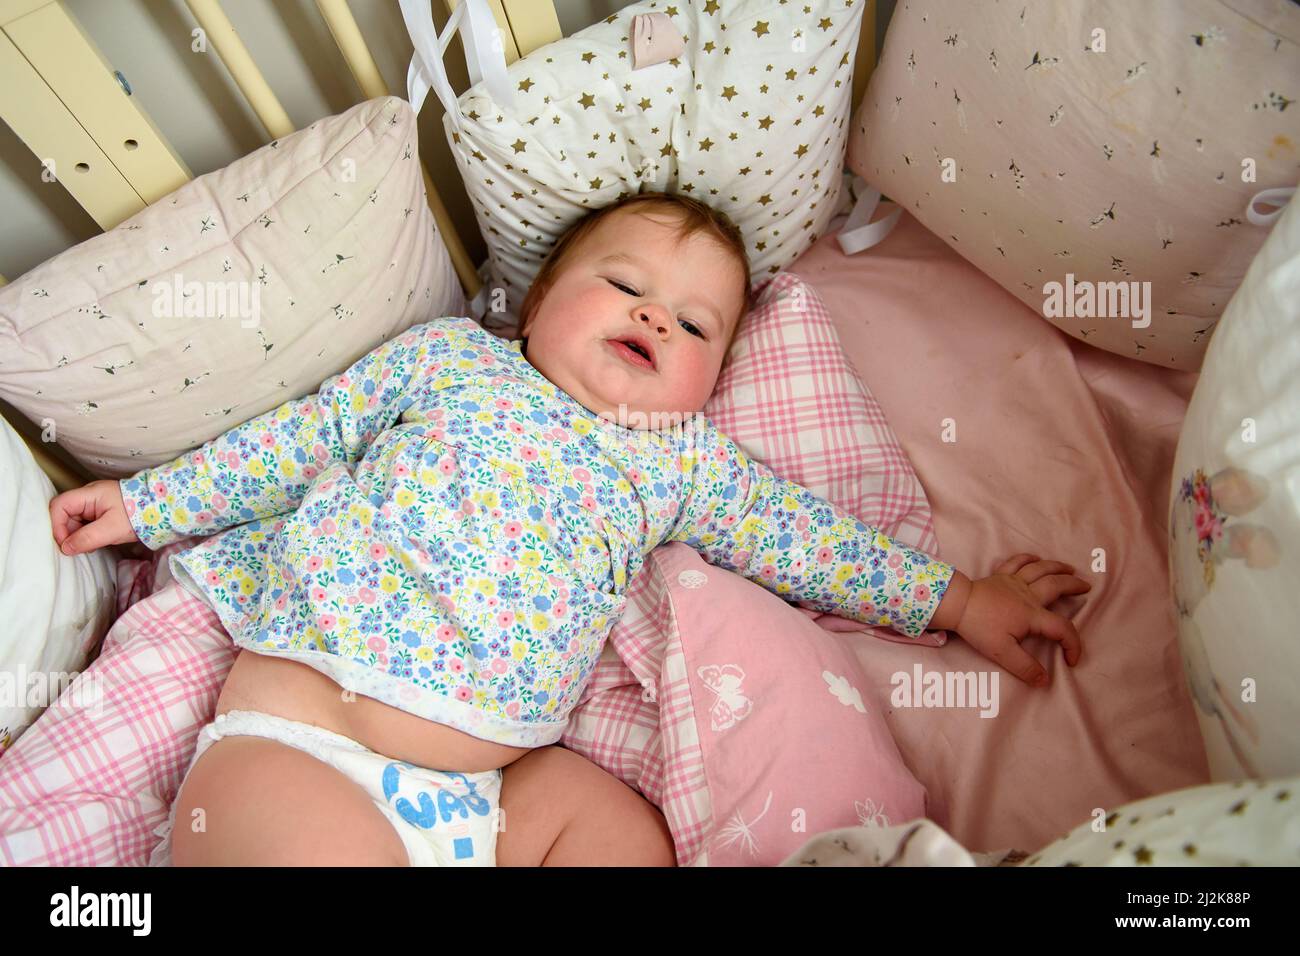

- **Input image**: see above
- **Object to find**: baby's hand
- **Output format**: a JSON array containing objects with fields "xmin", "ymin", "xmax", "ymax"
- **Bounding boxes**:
[
  {"xmin": 949, "ymin": 553, "xmax": 1090, "ymax": 687},
  {"xmin": 49, "ymin": 479, "xmax": 140, "ymax": 556}
]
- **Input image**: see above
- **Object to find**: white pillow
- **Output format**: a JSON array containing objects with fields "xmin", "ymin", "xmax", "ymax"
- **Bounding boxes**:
[
  {"xmin": 1022, "ymin": 774, "xmax": 1300, "ymax": 866},
  {"xmin": 0, "ymin": 415, "xmax": 116, "ymax": 757},
  {"xmin": 410, "ymin": 0, "xmax": 867, "ymax": 335},
  {"xmin": 0, "ymin": 96, "xmax": 465, "ymax": 477},
  {"xmin": 1169, "ymin": 194, "xmax": 1299, "ymax": 780}
]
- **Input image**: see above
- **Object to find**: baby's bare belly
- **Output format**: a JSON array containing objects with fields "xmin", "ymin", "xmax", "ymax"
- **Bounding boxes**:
[{"xmin": 215, "ymin": 650, "xmax": 534, "ymax": 773}]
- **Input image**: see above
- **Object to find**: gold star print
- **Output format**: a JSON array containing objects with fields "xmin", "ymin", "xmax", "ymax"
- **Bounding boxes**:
[
  {"xmin": 813, "ymin": 105, "xmax": 825, "ymax": 117},
  {"xmin": 758, "ymin": 115, "xmax": 774, "ymax": 130},
  {"xmin": 721, "ymin": 85, "xmax": 738, "ymax": 101},
  {"xmin": 518, "ymin": 78, "xmax": 534, "ymax": 92},
  {"xmin": 738, "ymin": 166, "xmax": 751, "ymax": 175},
  {"xmin": 666, "ymin": 5, "xmax": 678, "ymax": 16},
  {"xmin": 755, "ymin": 240, "xmax": 767, "ymax": 251},
  {"xmin": 589, "ymin": 177, "xmax": 603, "ymax": 189},
  {"xmin": 758, "ymin": 193, "xmax": 773, "ymax": 205},
  {"xmin": 512, "ymin": 139, "xmax": 527, "ymax": 154},
  {"xmin": 511, "ymin": 191, "xmax": 524, "ymax": 200},
  {"xmin": 794, "ymin": 144, "xmax": 808, "ymax": 157},
  {"xmin": 818, "ymin": 17, "xmax": 833, "ymax": 31},
  {"xmin": 699, "ymin": 137, "xmax": 714, "ymax": 151},
  {"xmin": 785, "ymin": 69, "xmax": 797, "ymax": 80},
  {"xmin": 660, "ymin": 142, "xmax": 673, "ymax": 157},
  {"xmin": 639, "ymin": 97, "xmax": 652, "ymax": 110},
  {"xmin": 467, "ymin": 109, "xmax": 480, "ymax": 121},
  {"xmin": 703, "ymin": 0, "xmax": 720, "ymax": 14},
  {"xmin": 702, "ymin": 40, "xmax": 716, "ymax": 53},
  {"xmin": 581, "ymin": 51, "xmax": 595, "ymax": 64},
  {"xmin": 752, "ymin": 20, "xmax": 770, "ymax": 38},
  {"xmin": 471, "ymin": 149, "xmax": 486, "ymax": 161},
  {"xmin": 579, "ymin": 92, "xmax": 596, "ymax": 109}
]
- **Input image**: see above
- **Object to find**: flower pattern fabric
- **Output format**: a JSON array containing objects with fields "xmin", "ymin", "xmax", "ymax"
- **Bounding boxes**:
[{"xmin": 120, "ymin": 317, "xmax": 955, "ymax": 748}]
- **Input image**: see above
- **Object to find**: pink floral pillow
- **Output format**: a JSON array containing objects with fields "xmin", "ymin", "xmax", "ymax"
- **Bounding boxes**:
[{"xmin": 564, "ymin": 542, "xmax": 928, "ymax": 867}]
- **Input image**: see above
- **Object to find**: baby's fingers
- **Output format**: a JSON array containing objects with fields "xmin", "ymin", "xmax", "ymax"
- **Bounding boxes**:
[
  {"xmin": 982, "ymin": 635, "xmax": 1050, "ymax": 688},
  {"xmin": 1029, "ymin": 573, "xmax": 1092, "ymax": 608},
  {"xmin": 1033, "ymin": 607, "xmax": 1082, "ymax": 667}
]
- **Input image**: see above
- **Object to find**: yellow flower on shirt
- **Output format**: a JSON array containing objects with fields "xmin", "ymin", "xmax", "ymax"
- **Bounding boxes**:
[{"xmin": 247, "ymin": 459, "xmax": 267, "ymax": 478}]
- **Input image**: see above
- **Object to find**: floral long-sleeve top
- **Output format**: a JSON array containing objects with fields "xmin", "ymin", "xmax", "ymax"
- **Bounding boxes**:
[{"xmin": 120, "ymin": 316, "xmax": 956, "ymax": 748}]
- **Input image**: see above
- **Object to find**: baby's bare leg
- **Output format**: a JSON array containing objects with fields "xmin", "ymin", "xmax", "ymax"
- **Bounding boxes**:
[
  {"xmin": 496, "ymin": 745, "xmax": 676, "ymax": 867},
  {"xmin": 171, "ymin": 736, "xmax": 408, "ymax": 866}
]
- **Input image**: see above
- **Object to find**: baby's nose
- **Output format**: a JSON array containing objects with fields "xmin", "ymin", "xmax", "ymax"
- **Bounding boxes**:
[{"xmin": 635, "ymin": 303, "xmax": 671, "ymax": 335}]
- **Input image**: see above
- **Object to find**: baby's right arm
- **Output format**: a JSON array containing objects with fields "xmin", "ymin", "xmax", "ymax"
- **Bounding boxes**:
[{"xmin": 53, "ymin": 319, "xmax": 459, "ymax": 555}]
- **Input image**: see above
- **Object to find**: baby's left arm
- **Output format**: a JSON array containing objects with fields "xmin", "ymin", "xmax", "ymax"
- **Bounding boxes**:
[
  {"xmin": 665, "ymin": 420, "xmax": 955, "ymax": 641},
  {"xmin": 666, "ymin": 418, "xmax": 1092, "ymax": 682}
]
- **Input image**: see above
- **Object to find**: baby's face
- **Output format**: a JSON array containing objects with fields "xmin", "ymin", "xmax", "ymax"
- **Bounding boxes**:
[{"xmin": 520, "ymin": 209, "xmax": 746, "ymax": 428}]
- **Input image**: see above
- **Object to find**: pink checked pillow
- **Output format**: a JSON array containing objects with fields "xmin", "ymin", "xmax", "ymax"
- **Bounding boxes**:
[
  {"xmin": 704, "ymin": 272, "xmax": 945, "ymax": 648},
  {"xmin": 564, "ymin": 542, "xmax": 928, "ymax": 867}
]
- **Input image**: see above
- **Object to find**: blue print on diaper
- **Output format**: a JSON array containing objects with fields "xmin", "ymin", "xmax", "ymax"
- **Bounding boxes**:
[{"xmin": 381, "ymin": 762, "xmax": 493, "ymax": 831}]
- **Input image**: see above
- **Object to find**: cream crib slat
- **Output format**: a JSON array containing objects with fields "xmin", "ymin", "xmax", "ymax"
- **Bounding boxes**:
[
  {"xmin": 497, "ymin": 0, "xmax": 561, "ymax": 58},
  {"xmin": 315, "ymin": 0, "xmax": 480, "ymax": 299},
  {"xmin": 852, "ymin": 0, "xmax": 876, "ymax": 115},
  {"xmin": 184, "ymin": 0, "xmax": 294, "ymax": 140},
  {"xmin": 0, "ymin": 24, "xmax": 145, "ymax": 229},
  {"xmin": 443, "ymin": 0, "xmax": 521, "ymax": 65},
  {"xmin": 4, "ymin": 2, "xmax": 190, "ymax": 210}
]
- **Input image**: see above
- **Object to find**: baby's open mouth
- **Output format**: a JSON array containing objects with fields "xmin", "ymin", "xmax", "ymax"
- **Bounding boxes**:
[{"xmin": 606, "ymin": 335, "xmax": 657, "ymax": 371}]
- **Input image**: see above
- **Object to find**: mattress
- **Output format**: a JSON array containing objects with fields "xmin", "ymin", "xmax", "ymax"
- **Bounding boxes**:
[{"xmin": 789, "ymin": 208, "xmax": 1209, "ymax": 853}]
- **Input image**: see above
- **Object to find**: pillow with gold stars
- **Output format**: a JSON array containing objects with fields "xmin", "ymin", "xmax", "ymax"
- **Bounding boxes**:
[
  {"xmin": 443, "ymin": 0, "xmax": 868, "ymax": 336},
  {"xmin": 0, "ymin": 96, "xmax": 464, "ymax": 477}
]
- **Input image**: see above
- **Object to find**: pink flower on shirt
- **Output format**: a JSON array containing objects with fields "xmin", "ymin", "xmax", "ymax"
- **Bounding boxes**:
[
  {"xmin": 504, "ymin": 521, "xmax": 522, "ymax": 538},
  {"xmin": 369, "ymin": 544, "xmax": 385, "ymax": 560},
  {"xmin": 573, "ymin": 467, "xmax": 591, "ymax": 482},
  {"xmin": 437, "ymin": 624, "xmax": 455, "ymax": 642},
  {"xmin": 318, "ymin": 614, "xmax": 337, "ymax": 630},
  {"xmin": 915, "ymin": 584, "xmax": 931, "ymax": 602},
  {"xmin": 260, "ymin": 433, "xmax": 275, "ymax": 448},
  {"xmin": 521, "ymin": 446, "xmax": 539, "ymax": 462},
  {"xmin": 367, "ymin": 636, "xmax": 386, "ymax": 652},
  {"xmin": 359, "ymin": 588, "xmax": 376, "ymax": 604},
  {"xmin": 449, "ymin": 660, "xmax": 465, "ymax": 675},
  {"xmin": 497, "ymin": 611, "xmax": 515, "ymax": 628},
  {"xmin": 306, "ymin": 556, "xmax": 323, "ymax": 572},
  {"xmin": 494, "ymin": 556, "xmax": 515, "ymax": 572}
]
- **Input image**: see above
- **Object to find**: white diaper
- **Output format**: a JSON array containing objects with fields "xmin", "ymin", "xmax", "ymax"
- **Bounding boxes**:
[{"xmin": 149, "ymin": 709, "xmax": 503, "ymax": 866}]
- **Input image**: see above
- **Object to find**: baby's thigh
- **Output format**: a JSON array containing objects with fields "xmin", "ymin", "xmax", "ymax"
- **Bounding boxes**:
[
  {"xmin": 170, "ymin": 736, "xmax": 408, "ymax": 866},
  {"xmin": 496, "ymin": 745, "xmax": 675, "ymax": 867}
]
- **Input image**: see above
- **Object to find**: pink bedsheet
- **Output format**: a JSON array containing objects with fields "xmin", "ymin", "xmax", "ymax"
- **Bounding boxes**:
[{"xmin": 789, "ymin": 209, "xmax": 1210, "ymax": 852}]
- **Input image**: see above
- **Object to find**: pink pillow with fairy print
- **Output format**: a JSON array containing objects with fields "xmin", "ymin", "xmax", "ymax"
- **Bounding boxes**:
[{"xmin": 564, "ymin": 542, "xmax": 928, "ymax": 867}]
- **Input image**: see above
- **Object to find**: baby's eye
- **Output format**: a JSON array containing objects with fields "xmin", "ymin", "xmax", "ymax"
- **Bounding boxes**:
[
  {"xmin": 608, "ymin": 279, "xmax": 639, "ymax": 296},
  {"xmin": 678, "ymin": 319, "xmax": 705, "ymax": 339}
]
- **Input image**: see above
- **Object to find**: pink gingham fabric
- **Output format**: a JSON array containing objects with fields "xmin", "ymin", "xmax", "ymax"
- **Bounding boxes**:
[
  {"xmin": 0, "ymin": 541, "xmax": 232, "ymax": 866},
  {"xmin": 0, "ymin": 274, "xmax": 942, "ymax": 865},
  {"xmin": 706, "ymin": 273, "xmax": 943, "ymax": 648}
]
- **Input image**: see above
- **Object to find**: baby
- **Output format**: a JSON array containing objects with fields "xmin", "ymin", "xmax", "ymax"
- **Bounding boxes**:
[{"xmin": 50, "ymin": 191, "xmax": 1089, "ymax": 867}]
